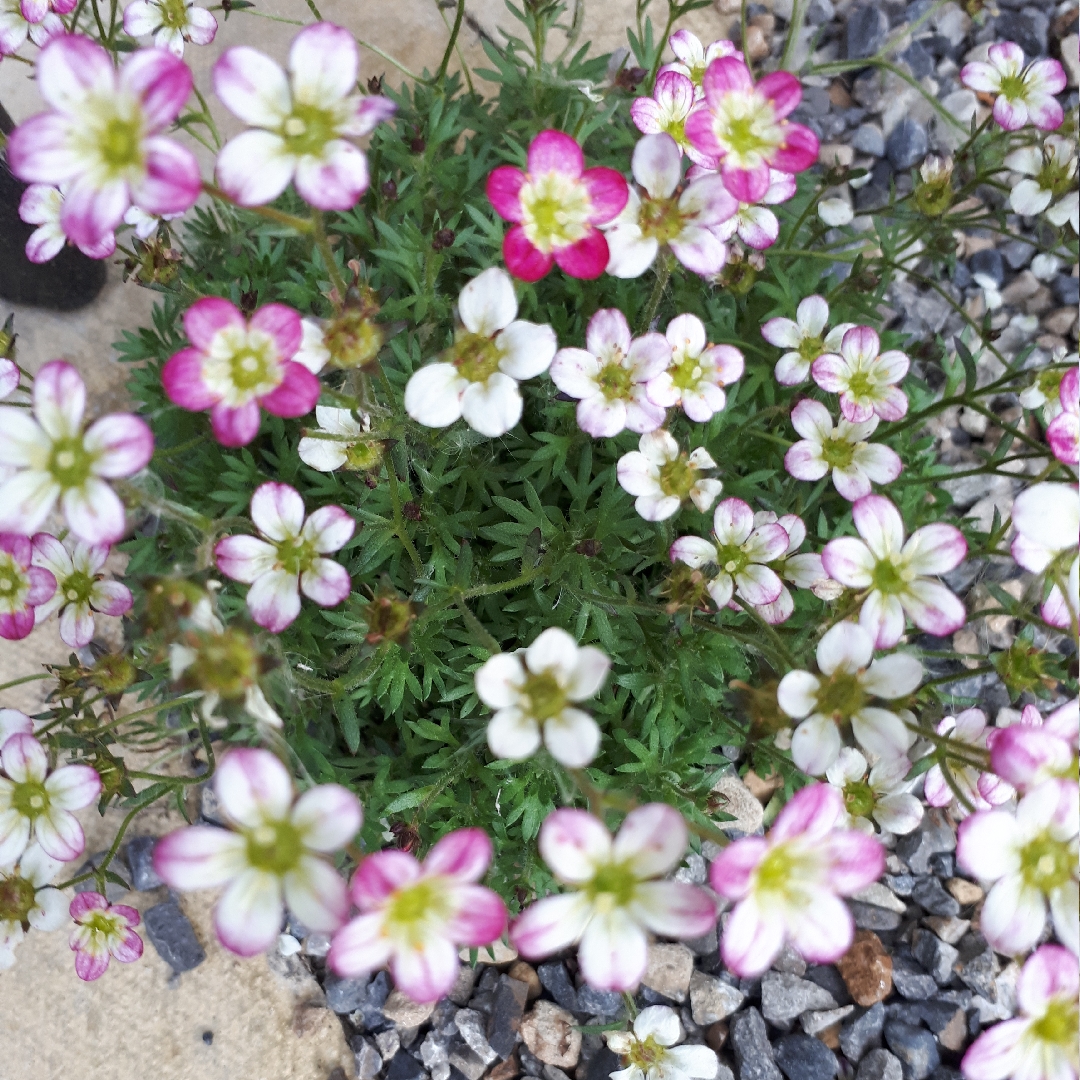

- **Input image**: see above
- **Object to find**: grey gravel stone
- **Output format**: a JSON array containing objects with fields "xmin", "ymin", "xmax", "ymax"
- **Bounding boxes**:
[
  {"xmin": 448, "ymin": 1040, "xmax": 489, "ymax": 1080},
  {"xmin": 884, "ymin": 1020, "xmax": 940, "ymax": 1080},
  {"xmin": 891, "ymin": 955, "xmax": 938, "ymax": 1001},
  {"xmin": 454, "ymin": 1009, "xmax": 498, "ymax": 1066},
  {"xmin": 850, "ymin": 901, "xmax": 903, "ymax": 932},
  {"xmin": 774, "ymin": 1033, "xmax": 838, "ymax": 1080},
  {"xmin": 841, "ymin": 1002, "xmax": 886, "ymax": 1064},
  {"xmin": 852, "ymin": 123, "xmax": 886, "ymax": 157},
  {"xmin": 1052, "ymin": 274, "xmax": 1080, "ymax": 307},
  {"xmin": 857, "ymin": 1049, "xmax": 904, "ymax": 1080},
  {"xmin": 847, "ymin": 5, "xmax": 889, "ymax": 58},
  {"xmin": 761, "ymin": 972, "xmax": 838, "ymax": 1028},
  {"xmin": 730, "ymin": 1007, "xmax": 782, "ymax": 1080},
  {"xmin": 386, "ymin": 1052, "xmax": 426, "ymax": 1080},
  {"xmin": 1001, "ymin": 239, "xmax": 1035, "ymax": 269},
  {"xmin": 354, "ymin": 1038, "xmax": 384, "ymax": 1080},
  {"xmin": 488, "ymin": 975, "xmax": 529, "ymax": 1058},
  {"xmin": 956, "ymin": 939, "xmax": 999, "ymax": 1000},
  {"xmin": 376, "ymin": 1030, "xmax": 401, "ymax": 1062},
  {"xmin": 911, "ymin": 929, "xmax": 960, "ymax": 985},
  {"xmin": 969, "ymin": 249, "xmax": 1005, "ymax": 287},
  {"xmin": 585, "ymin": 1048, "xmax": 620, "ymax": 1080},
  {"xmin": 996, "ymin": 9, "xmax": 1048, "ymax": 57},
  {"xmin": 896, "ymin": 812, "xmax": 955, "ymax": 875},
  {"xmin": 326, "ymin": 972, "xmax": 371, "ymax": 1014},
  {"xmin": 805, "ymin": 966, "xmax": 852, "ymax": 1007},
  {"xmin": 124, "ymin": 835, "xmax": 163, "ymax": 890},
  {"xmin": 143, "ymin": 899, "xmax": 205, "ymax": 973},
  {"xmin": 886, "ymin": 119, "xmax": 928, "ymax": 170},
  {"xmin": 537, "ymin": 963, "xmax": 579, "ymax": 1013},
  {"xmin": 690, "ymin": 970, "xmax": 746, "ymax": 1025},
  {"xmin": 801, "ymin": 1004, "xmax": 854, "ymax": 1036},
  {"xmin": 576, "ymin": 985, "xmax": 624, "ymax": 1018},
  {"xmin": 911, "ymin": 878, "xmax": 961, "ymax": 917}
]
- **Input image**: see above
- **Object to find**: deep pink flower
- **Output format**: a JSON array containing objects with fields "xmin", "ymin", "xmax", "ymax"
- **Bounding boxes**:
[
  {"xmin": 7, "ymin": 35, "xmax": 199, "ymax": 251},
  {"xmin": 684, "ymin": 58, "xmax": 818, "ymax": 203},
  {"xmin": 1047, "ymin": 366, "xmax": 1079, "ymax": 465},
  {"xmin": 990, "ymin": 700, "xmax": 1079, "ymax": 795},
  {"xmin": 709, "ymin": 783, "xmax": 884, "ymax": 977},
  {"xmin": 961, "ymin": 42, "xmax": 1067, "ymax": 132},
  {"xmin": 0, "ymin": 534, "xmax": 55, "ymax": 641},
  {"xmin": 162, "ymin": 297, "xmax": 321, "ymax": 446},
  {"xmin": 68, "ymin": 892, "xmax": 143, "ymax": 981},
  {"xmin": 811, "ymin": 326, "xmax": 909, "ymax": 423},
  {"xmin": 329, "ymin": 828, "xmax": 508, "ymax": 1003},
  {"xmin": 486, "ymin": 130, "xmax": 628, "ymax": 281}
]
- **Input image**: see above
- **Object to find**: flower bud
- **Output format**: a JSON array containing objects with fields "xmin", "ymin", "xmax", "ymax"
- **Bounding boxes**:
[
  {"xmin": 363, "ymin": 587, "xmax": 420, "ymax": 648},
  {"xmin": 89, "ymin": 653, "xmax": 137, "ymax": 695},
  {"xmin": 915, "ymin": 155, "xmax": 954, "ymax": 216},
  {"xmin": 324, "ymin": 298, "xmax": 385, "ymax": 371}
]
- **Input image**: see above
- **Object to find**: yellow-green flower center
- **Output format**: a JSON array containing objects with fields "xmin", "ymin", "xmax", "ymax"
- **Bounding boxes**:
[
  {"xmin": 453, "ymin": 332, "xmax": 503, "ymax": 383},
  {"xmin": 846, "ymin": 369, "xmax": 875, "ymax": 399},
  {"xmin": 596, "ymin": 358, "xmax": 633, "ymax": 401},
  {"xmin": 282, "ymin": 102, "xmax": 340, "ymax": 159},
  {"xmin": 797, "ymin": 335, "xmax": 826, "ymax": 363},
  {"xmin": 821, "ymin": 435, "xmax": 856, "ymax": 469},
  {"xmin": 669, "ymin": 352, "xmax": 705, "ymax": 392},
  {"xmin": 997, "ymin": 72, "xmax": 1028, "ymax": 102},
  {"xmin": 48, "ymin": 437, "xmax": 94, "ymax": 489},
  {"xmin": 658, "ymin": 456, "xmax": 696, "ymax": 499},
  {"xmin": 11, "ymin": 780, "xmax": 50, "ymax": 822},
  {"xmin": 871, "ymin": 557, "xmax": 905, "ymax": 595},
  {"xmin": 638, "ymin": 195, "xmax": 685, "ymax": 244},
  {"xmin": 520, "ymin": 171, "xmax": 591, "ymax": 253},
  {"xmin": 843, "ymin": 780, "xmax": 876, "ymax": 819},
  {"xmin": 1019, "ymin": 832, "xmax": 1075, "ymax": 893},
  {"xmin": 157, "ymin": 0, "xmax": 189, "ymax": 29},
  {"xmin": 522, "ymin": 671, "xmax": 568, "ymax": 723},
  {"xmin": 191, "ymin": 627, "xmax": 261, "ymax": 700},
  {"xmin": 714, "ymin": 541, "xmax": 748, "ymax": 577},
  {"xmin": 0, "ymin": 874, "xmax": 37, "ymax": 925},
  {"xmin": 60, "ymin": 570, "xmax": 96, "ymax": 607},
  {"xmin": 1029, "ymin": 998, "xmax": 1079, "ymax": 1048},
  {"xmin": 245, "ymin": 820, "xmax": 304, "ymax": 876},
  {"xmin": 99, "ymin": 116, "xmax": 144, "ymax": 171},
  {"xmin": 585, "ymin": 861, "xmax": 639, "ymax": 909},
  {"xmin": 816, "ymin": 670, "xmax": 867, "ymax": 720},
  {"xmin": 385, "ymin": 878, "xmax": 453, "ymax": 947},
  {"xmin": 626, "ymin": 1036, "xmax": 666, "ymax": 1070},
  {"xmin": 274, "ymin": 536, "xmax": 316, "ymax": 578}
]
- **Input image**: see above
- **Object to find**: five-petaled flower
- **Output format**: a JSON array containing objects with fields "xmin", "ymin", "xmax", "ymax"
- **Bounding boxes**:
[
  {"xmin": 752, "ymin": 510, "xmax": 835, "ymax": 626},
  {"xmin": 1010, "ymin": 482, "xmax": 1078, "ymax": 632},
  {"xmin": 154, "ymin": 747, "xmax": 363, "ymax": 956},
  {"xmin": 550, "ymin": 308, "xmax": 669, "ymax": 437},
  {"xmin": 762, "ymin": 294, "xmax": 854, "ymax": 387},
  {"xmin": 1006, "ymin": 135, "xmax": 1079, "ymax": 233},
  {"xmin": 162, "ymin": 297, "xmax": 322, "ymax": 447},
  {"xmin": 19, "ymin": 185, "xmax": 116, "ymax": 264},
  {"xmin": 606, "ymin": 1005, "xmax": 720, "ymax": 1080},
  {"xmin": 709, "ymin": 783, "xmax": 884, "ymax": 977},
  {"xmin": 486, "ymin": 130, "xmax": 628, "ymax": 281},
  {"xmin": 709, "ymin": 167, "xmax": 796, "ymax": 251},
  {"xmin": 822, "ymin": 494, "xmax": 967, "ymax": 648},
  {"xmin": 630, "ymin": 71, "xmax": 710, "ymax": 165},
  {"xmin": 0, "ymin": 843, "xmax": 68, "ymax": 971},
  {"xmin": 659, "ymin": 31, "xmax": 742, "ymax": 95},
  {"xmin": 778, "ymin": 620, "xmax": 922, "ymax": 776},
  {"xmin": 0, "ymin": 733, "xmax": 101, "ymax": 864},
  {"xmin": 784, "ymin": 398, "xmax": 902, "ymax": 501},
  {"xmin": 922, "ymin": 708, "xmax": 1014, "ymax": 818},
  {"xmin": 825, "ymin": 747, "xmax": 923, "ymax": 837},
  {"xmin": 7, "ymin": 35, "xmax": 200, "ymax": 252},
  {"xmin": 68, "ymin": 892, "xmax": 143, "ymax": 981},
  {"xmin": 510, "ymin": 803, "xmax": 717, "ymax": 991},
  {"xmin": 404, "ymin": 267, "xmax": 557, "ymax": 437},
  {"xmin": 213, "ymin": 22, "xmax": 396, "ymax": 209},
  {"xmin": 475, "ymin": 627, "xmax": 611, "ymax": 768},
  {"xmin": 990, "ymin": 700, "xmax": 1079, "ymax": 796},
  {"xmin": 214, "ymin": 482, "xmax": 354, "ymax": 634},
  {"xmin": 31, "ymin": 533, "xmax": 132, "ymax": 648},
  {"xmin": 961, "ymin": 42, "xmax": 1067, "ymax": 132},
  {"xmin": 684, "ymin": 57, "xmax": 818, "ymax": 202},
  {"xmin": 1047, "ymin": 367, "xmax": 1079, "ymax": 466},
  {"xmin": 0, "ymin": 534, "xmax": 56, "ymax": 641},
  {"xmin": 811, "ymin": 326, "xmax": 910, "ymax": 423},
  {"xmin": 329, "ymin": 828, "xmax": 508, "ymax": 1003},
  {"xmin": 0, "ymin": 0, "xmax": 72, "ymax": 56},
  {"xmin": 616, "ymin": 430, "xmax": 722, "ymax": 522},
  {"xmin": 123, "ymin": 0, "xmax": 217, "ymax": 57},
  {"xmin": 0, "ymin": 360, "xmax": 154, "ymax": 544}
]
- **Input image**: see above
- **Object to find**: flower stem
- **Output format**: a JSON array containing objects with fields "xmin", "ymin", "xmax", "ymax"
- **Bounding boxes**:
[
  {"xmin": 434, "ymin": 0, "xmax": 466, "ymax": 86},
  {"xmin": 639, "ymin": 255, "xmax": 673, "ymax": 335},
  {"xmin": 202, "ymin": 182, "xmax": 313, "ymax": 233},
  {"xmin": 311, "ymin": 209, "xmax": 349, "ymax": 307}
]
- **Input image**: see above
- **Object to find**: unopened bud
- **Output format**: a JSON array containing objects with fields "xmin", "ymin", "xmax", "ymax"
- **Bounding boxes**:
[{"xmin": 89, "ymin": 653, "xmax": 137, "ymax": 694}]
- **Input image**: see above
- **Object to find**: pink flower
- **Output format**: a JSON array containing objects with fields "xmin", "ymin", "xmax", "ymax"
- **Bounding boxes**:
[
  {"xmin": 961, "ymin": 42, "xmax": 1067, "ymax": 132},
  {"xmin": 154, "ymin": 748, "xmax": 362, "ymax": 956},
  {"xmin": 329, "ymin": 828, "xmax": 508, "ymax": 1003},
  {"xmin": 68, "ymin": 892, "xmax": 143, "ymax": 981},
  {"xmin": 923, "ymin": 709, "xmax": 1015, "ymax": 818},
  {"xmin": 7, "ymin": 35, "xmax": 199, "ymax": 252},
  {"xmin": 0, "ymin": 733, "xmax": 101, "ymax": 864},
  {"xmin": 0, "ymin": 357, "xmax": 17, "ymax": 401},
  {"xmin": 19, "ymin": 184, "xmax": 117, "ymax": 263},
  {"xmin": 630, "ymin": 72, "xmax": 712, "ymax": 166},
  {"xmin": 710, "ymin": 168, "xmax": 797, "ymax": 250},
  {"xmin": 660, "ymin": 31, "xmax": 743, "ymax": 93},
  {"xmin": 486, "ymin": 130, "xmax": 628, "ymax": 281},
  {"xmin": 822, "ymin": 494, "xmax": 967, "ymax": 648},
  {"xmin": 1010, "ymin": 482, "xmax": 1078, "ymax": 632},
  {"xmin": 616, "ymin": 430, "xmax": 722, "ymax": 522},
  {"xmin": 990, "ymin": 700, "xmax": 1079, "ymax": 796},
  {"xmin": 0, "ymin": 360, "xmax": 154, "ymax": 544},
  {"xmin": 30, "ymin": 533, "xmax": 132, "ymax": 647},
  {"xmin": 762, "ymin": 294, "xmax": 854, "ymax": 387},
  {"xmin": 670, "ymin": 497, "xmax": 788, "ymax": 612},
  {"xmin": 213, "ymin": 23, "xmax": 395, "ymax": 210},
  {"xmin": 0, "ymin": 534, "xmax": 56, "ymax": 641},
  {"xmin": 784, "ymin": 398, "xmax": 902, "ymax": 501},
  {"xmin": 550, "ymin": 308, "xmax": 669, "ymax": 437},
  {"xmin": 123, "ymin": 0, "xmax": 217, "ymax": 58},
  {"xmin": 957, "ymin": 780, "xmax": 1079, "ymax": 957},
  {"xmin": 0, "ymin": 0, "xmax": 71, "ymax": 57},
  {"xmin": 510, "ymin": 804, "xmax": 716, "ymax": 991},
  {"xmin": 684, "ymin": 58, "xmax": 818, "ymax": 203},
  {"xmin": 645, "ymin": 313, "xmax": 744, "ymax": 421},
  {"xmin": 214, "ymin": 482, "xmax": 354, "ymax": 633},
  {"xmin": 162, "ymin": 297, "xmax": 321, "ymax": 446},
  {"xmin": 811, "ymin": 326, "xmax": 909, "ymax": 423},
  {"xmin": 710, "ymin": 783, "xmax": 884, "ymax": 977},
  {"xmin": 962, "ymin": 945, "xmax": 1079, "ymax": 1080},
  {"xmin": 1047, "ymin": 366, "xmax": 1079, "ymax": 465}
]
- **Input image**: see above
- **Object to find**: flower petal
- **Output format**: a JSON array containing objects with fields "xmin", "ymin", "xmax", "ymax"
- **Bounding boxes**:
[
  {"xmin": 630, "ymin": 880, "xmax": 717, "ymax": 938},
  {"xmin": 721, "ymin": 897, "xmax": 784, "ymax": 977},
  {"xmin": 613, "ymin": 803, "xmax": 687, "ymax": 878},
  {"xmin": 214, "ymin": 867, "xmax": 283, "ymax": 955},
  {"xmin": 459, "ymin": 266, "xmax": 518, "ymax": 337},
  {"xmin": 44, "ymin": 763, "xmax": 101, "ymax": 810},
  {"xmin": 786, "ymin": 887, "xmax": 853, "ymax": 964},
  {"xmin": 215, "ymin": 129, "xmax": 294, "ymax": 207},
  {"xmin": 460, "ymin": 373, "xmax": 523, "ymax": 437},
  {"xmin": 578, "ymin": 909, "xmax": 648, "ymax": 991},
  {"xmin": 544, "ymin": 708, "xmax": 601, "ymax": 768},
  {"xmin": 350, "ymin": 849, "xmax": 421, "ymax": 909},
  {"xmin": 215, "ymin": 747, "xmax": 294, "ymax": 828},
  {"xmin": 283, "ymin": 855, "xmax": 350, "ymax": 932},
  {"xmin": 153, "ymin": 825, "xmax": 247, "ymax": 889},
  {"xmin": 510, "ymin": 891, "xmax": 594, "ymax": 958},
  {"xmin": 445, "ymin": 883, "xmax": 508, "ymax": 946},
  {"xmin": 539, "ymin": 808, "xmax": 612, "ymax": 883},
  {"xmin": 405, "ymin": 363, "xmax": 466, "ymax": 429},
  {"xmin": 291, "ymin": 784, "xmax": 362, "ymax": 852},
  {"xmin": 213, "ymin": 45, "xmax": 290, "ymax": 127},
  {"xmin": 528, "ymin": 130, "xmax": 583, "ymax": 179},
  {"xmin": 300, "ymin": 557, "xmax": 350, "ymax": 607}
]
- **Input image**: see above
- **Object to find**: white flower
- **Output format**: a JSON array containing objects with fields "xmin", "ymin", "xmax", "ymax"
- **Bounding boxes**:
[
  {"xmin": 616, "ymin": 430, "xmax": 722, "ymax": 522},
  {"xmin": 818, "ymin": 197, "xmax": 853, "ymax": 226},
  {"xmin": 1005, "ymin": 135, "xmax": 1079, "ymax": 232},
  {"xmin": 123, "ymin": 204, "xmax": 183, "ymax": 240},
  {"xmin": 298, "ymin": 407, "xmax": 375, "ymax": 473},
  {"xmin": 825, "ymin": 746, "xmax": 923, "ymax": 836},
  {"xmin": 761, "ymin": 295, "xmax": 854, "ymax": 387},
  {"xmin": 123, "ymin": 0, "xmax": 217, "ymax": 57},
  {"xmin": 0, "ymin": 844, "xmax": 68, "ymax": 970},
  {"xmin": 607, "ymin": 1006, "xmax": 719, "ymax": 1080}
]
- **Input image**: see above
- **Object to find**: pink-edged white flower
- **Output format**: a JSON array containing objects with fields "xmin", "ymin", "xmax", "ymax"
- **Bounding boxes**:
[
  {"xmin": 30, "ymin": 533, "xmax": 132, "ymax": 648},
  {"xmin": 1006, "ymin": 136, "xmax": 1079, "ymax": 232},
  {"xmin": 669, "ymin": 497, "xmax": 788, "ymax": 612},
  {"xmin": 123, "ymin": 0, "xmax": 217, "ymax": 57},
  {"xmin": 0, "ymin": 844, "xmax": 67, "ymax": 970},
  {"xmin": 0, "ymin": 0, "xmax": 71, "ymax": 58},
  {"xmin": 961, "ymin": 43, "xmax": 1067, "ymax": 132},
  {"xmin": 784, "ymin": 398, "xmax": 902, "ymax": 501},
  {"xmin": 550, "ymin": 308, "xmax": 669, "ymax": 437},
  {"xmin": 812, "ymin": 326, "xmax": 909, "ymax": 423},
  {"xmin": 991, "ymin": 700, "xmax": 1079, "ymax": 795},
  {"xmin": 606, "ymin": 1004, "xmax": 720, "ymax": 1080},
  {"xmin": 762, "ymin": 294, "xmax": 854, "ymax": 387},
  {"xmin": 710, "ymin": 168, "xmax": 797, "ymax": 250},
  {"xmin": 660, "ymin": 31, "xmax": 743, "ymax": 93},
  {"xmin": 958, "ymin": 779, "xmax": 1079, "ymax": 957},
  {"xmin": 751, "ymin": 511, "xmax": 837, "ymax": 625},
  {"xmin": 0, "ymin": 361, "xmax": 153, "ymax": 544},
  {"xmin": 162, "ymin": 297, "xmax": 321, "ymax": 447},
  {"xmin": 1047, "ymin": 367, "xmax": 1079, "ymax": 466},
  {"xmin": 68, "ymin": 892, "xmax": 143, "ymax": 981},
  {"xmin": 710, "ymin": 783, "xmax": 884, "ymax": 977},
  {"xmin": 616, "ymin": 430, "xmax": 722, "ymax": 522},
  {"xmin": 404, "ymin": 267, "xmax": 556, "ymax": 438},
  {"xmin": 154, "ymin": 747, "xmax": 362, "ymax": 956},
  {"xmin": 778, "ymin": 620, "xmax": 922, "ymax": 775},
  {"xmin": 510, "ymin": 803, "xmax": 717, "ymax": 991},
  {"xmin": 923, "ymin": 709, "xmax": 1015, "ymax": 819},
  {"xmin": 631, "ymin": 72, "xmax": 711, "ymax": 165},
  {"xmin": 825, "ymin": 747, "xmax": 923, "ymax": 837},
  {"xmin": 684, "ymin": 57, "xmax": 818, "ymax": 202},
  {"xmin": 1011, "ymin": 483, "xmax": 1079, "ymax": 632},
  {"xmin": 7, "ymin": 35, "xmax": 200, "ymax": 252},
  {"xmin": 475, "ymin": 627, "xmax": 610, "ymax": 769},
  {"xmin": 329, "ymin": 828, "xmax": 507, "ymax": 1003},
  {"xmin": 0, "ymin": 534, "xmax": 55, "ymax": 641},
  {"xmin": 298, "ymin": 406, "xmax": 373, "ymax": 473},
  {"xmin": 0, "ymin": 733, "xmax": 101, "ymax": 864},
  {"xmin": 213, "ymin": 23, "xmax": 395, "ymax": 210},
  {"xmin": 603, "ymin": 134, "xmax": 736, "ymax": 279},
  {"xmin": 0, "ymin": 709, "xmax": 34, "ymax": 747},
  {"xmin": 486, "ymin": 130, "xmax": 628, "ymax": 281},
  {"xmin": 962, "ymin": 944, "xmax": 1079, "ymax": 1080},
  {"xmin": 18, "ymin": 184, "xmax": 117, "ymax": 263},
  {"xmin": 645, "ymin": 313, "xmax": 744, "ymax": 422},
  {"xmin": 822, "ymin": 494, "xmax": 967, "ymax": 648},
  {"xmin": 214, "ymin": 482, "xmax": 354, "ymax": 634},
  {"xmin": 0, "ymin": 358, "xmax": 17, "ymax": 401}
]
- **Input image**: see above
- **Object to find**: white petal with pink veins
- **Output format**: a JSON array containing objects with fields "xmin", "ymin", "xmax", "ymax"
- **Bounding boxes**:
[
  {"xmin": 613, "ymin": 803, "xmax": 687, "ymax": 878},
  {"xmin": 851, "ymin": 707, "xmax": 914, "ymax": 761},
  {"xmin": 510, "ymin": 892, "xmax": 593, "ymax": 958},
  {"xmin": 213, "ymin": 45, "xmax": 291, "ymax": 128},
  {"xmin": 283, "ymin": 854, "xmax": 350, "ymax": 932},
  {"xmin": 631, "ymin": 133, "xmax": 681, "ymax": 200},
  {"xmin": 250, "ymin": 482, "xmax": 305, "ymax": 542},
  {"xmin": 301, "ymin": 504, "xmax": 354, "ymax": 553},
  {"xmin": 215, "ymin": 130, "xmax": 295, "ymax": 207},
  {"xmin": 153, "ymin": 825, "xmax": 247, "ymax": 889},
  {"xmin": 539, "ymin": 808, "xmax": 612, "ymax": 883},
  {"xmin": 288, "ymin": 22, "xmax": 357, "ymax": 106},
  {"xmin": 215, "ymin": 747, "xmax": 294, "ymax": 826},
  {"xmin": 300, "ymin": 558, "xmax": 350, "ymax": 607},
  {"xmin": 214, "ymin": 867, "xmax": 284, "ymax": 956},
  {"xmin": 578, "ymin": 907, "xmax": 648, "ymax": 990}
]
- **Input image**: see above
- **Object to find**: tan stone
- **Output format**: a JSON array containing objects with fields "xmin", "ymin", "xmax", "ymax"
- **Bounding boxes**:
[
  {"xmin": 520, "ymin": 1001, "xmax": 581, "ymax": 1068},
  {"xmin": 508, "ymin": 961, "xmax": 543, "ymax": 1001},
  {"xmin": 641, "ymin": 943, "xmax": 695, "ymax": 1003},
  {"xmin": 383, "ymin": 990, "xmax": 435, "ymax": 1028},
  {"xmin": 819, "ymin": 143, "xmax": 856, "ymax": 168},
  {"xmin": 946, "ymin": 878, "xmax": 984, "ymax": 906},
  {"xmin": 710, "ymin": 775, "xmax": 765, "ymax": 834},
  {"xmin": 742, "ymin": 769, "xmax": 783, "ymax": 802},
  {"xmin": 836, "ymin": 931, "xmax": 893, "ymax": 1007}
]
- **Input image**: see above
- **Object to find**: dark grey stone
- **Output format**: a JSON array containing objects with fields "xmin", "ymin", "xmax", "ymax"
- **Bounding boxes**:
[
  {"xmin": 884, "ymin": 1020, "xmax": 940, "ymax": 1080},
  {"xmin": 911, "ymin": 878, "xmax": 960, "ymax": 917},
  {"xmin": 386, "ymin": 1052, "xmax": 426, "ymax": 1080},
  {"xmin": 857, "ymin": 1049, "xmax": 904, "ymax": 1080},
  {"xmin": 847, "ymin": 5, "xmax": 890, "ymax": 58},
  {"xmin": 850, "ymin": 901, "xmax": 903, "ymax": 932},
  {"xmin": 968, "ymin": 249, "xmax": 1004, "ymax": 286},
  {"xmin": 774, "ymin": 1034, "xmax": 838, "ymax": 1080},
  {"xmin": 730, "ymin": 1008, "xmax": 782, "ymax": 1080},
  {"xmin": 995, "ymin": 9, "xmax": 1048, "ymax": 56},
  {"xmin": 807, "ymin": 0, "xmax": 834, "ymax": 24},
  {"xmin": 928, "ymin": 854, "xmax": 954, "ymax": 879},
  {"xmin": 586, "ymin": 1048, "xmax": 621, "ymax": 1080},
  {"xmin": 852, "ymin": 124, "xmax": 886, "ymax": 157},
  {"xmin": 143, "ymin": 899, "xmax": 206, "ymax": 973},
  {"xmin": 577, "ymin": 985, "xmax": 624, "ymax": 1017},
  {"xmin": 125, "ymin": 835, "xmax": 164, "ymax": 891},
  {"xmin": 956, "ymin": 939, "xmax": 998, "ymax": 1000},
  {"xmin": 805, "ymin": 966, "xmax": 852, "ymax": 1007},
  {"xmin": 915, "ymin": 1000, "xmax": 965, "ymax": 1035},
  {"xmin": 899, "ymin": 41, "xmax": 934, "ymax": 78},
  {"xmin": 841, "ymin": 1003, "xmax": 885, "ymax": 1064},
  {"xmin": 884, "ymin": 875, "xmax": 916, "ymax": 898},
  {"xmin": 952, "ymin": 262, "xmax": 972, "ymax": 290},
  {"xmin": 487, "ymin": 975, "xmax": 528, "ymax": 1058},
  {"xmin": 891, "ymin": 955, "xmax": 938, "ymax": 1001},
  {"xmin": 896, "ymin": 813, "xmax": 956, "ymax": 875},
  {"xmin": 326, "ymin": 972, "xmax": 371, "ymax": 1014},
  {"xmin": 73, "ymin": 850, "xmax": 131, "ymax": 902},
  {"xmin": 1053, "ymin": 274, "xmax": 1080, "ymax": 307},
  {"xmin": 886, "ymin": 119, "xmax": 929, "ymax": 171},
  {"xmin": 520, "ymin": 1048, "xmax": 544, "ymax": 1077},
  {"xmin": 537, "ymin": 962, "xmax": 579, "ymax": 1012},
  {"xmin": 911, "ymin": 929, "xmax": 959, "ymax": 985},
  {"xmin": 1002, "ymin": 239, "xmax": 1035, "ymax": 269}
]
